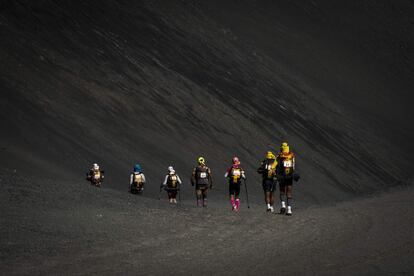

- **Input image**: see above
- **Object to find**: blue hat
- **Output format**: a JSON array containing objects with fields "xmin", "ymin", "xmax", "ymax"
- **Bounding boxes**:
[{"xmin": 134, "ymin": 164, "xmax": 142, "ymax": 173}]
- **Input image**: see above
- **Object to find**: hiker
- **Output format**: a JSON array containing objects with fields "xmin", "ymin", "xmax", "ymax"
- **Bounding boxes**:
[
  {"xmin": 86, "ymin": 163, "xmax": 104, "ymax": 187},
  {"xmin": 162, "ymin": 166, "xmax": 182, "ymax": 204},
  {"xmin": 224, "ymin": 156, "xmax": 246, "ymax": 211},
  {"xmin": 191, "ymin": 157, "xmax": 213, "ymax": 207},
  {"xmin": 130, "ymin": 163, "xmax": 146, "ymax": 194},
  {"xmin": 276, "ymin": 142, "xmax": 299, "ymax": 215},
  {"xmin": 257, "ymin": 151, "xmax": 277, "ymax": 212}
]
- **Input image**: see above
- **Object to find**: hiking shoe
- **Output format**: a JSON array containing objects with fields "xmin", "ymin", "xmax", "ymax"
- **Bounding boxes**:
[{"xmin": 286, "ymin": 206, "xmax": 292, "ymax": 216}]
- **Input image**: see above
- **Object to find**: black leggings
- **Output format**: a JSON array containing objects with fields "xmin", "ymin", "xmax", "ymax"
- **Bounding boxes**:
[{"xmin": 229, "ymin": 182, "xmax": 241, "ymax": 197}]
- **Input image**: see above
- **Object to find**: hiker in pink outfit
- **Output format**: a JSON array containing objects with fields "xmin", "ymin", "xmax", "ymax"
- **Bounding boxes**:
[{"xmin": 224, "ymin": 157, "xmax": 246, "ymax": 211}]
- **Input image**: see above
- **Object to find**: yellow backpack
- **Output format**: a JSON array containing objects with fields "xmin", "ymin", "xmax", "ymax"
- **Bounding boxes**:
[
  {"xmin": 231, "ymin": 168, "xmax": 242, "ymax": 184},
  {"xmin": 266, "ymin": 161, "xmax": 277, "ymax": 178},
  {"xmin": 134, "ymin": 173, "xmax": 143, "ymax": 184},
  {"xmin": 168, "ymin": 174, "xmax": 178, "ymax": 188},
  {"xmin": 93, "ymin": 171, "xmax": 101, "ymax": 180}
]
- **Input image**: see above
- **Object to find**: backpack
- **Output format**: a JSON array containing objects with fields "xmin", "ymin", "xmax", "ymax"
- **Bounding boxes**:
[
  {"xmin": 167, "ymin": 174, "xmax": 179, "ymax": 188},
  {"xmin": 133, "ymin": 173, "xmax": 143, "ymax": 185},
  {"xmin": 230, "ymin": 167, "xmax": 242, "ymax": 184},
  {"xmin": 93, "ymin": 170, "xmax": 101, "ymax": 180},
  {"xmin": 265, "ymin": 161, "xmax": 277, "ymax": 179}
]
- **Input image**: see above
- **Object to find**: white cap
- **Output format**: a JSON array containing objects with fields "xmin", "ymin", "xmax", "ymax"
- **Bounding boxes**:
[
  {"xmin": 168, "ymin": 166, "xmax": 175, "ymax": 174},
  {"xmin": 93, "ymin": 163, "xmax": 99, "ymax": 170}
]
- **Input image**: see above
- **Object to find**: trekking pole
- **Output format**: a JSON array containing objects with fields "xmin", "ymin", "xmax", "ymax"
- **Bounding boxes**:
[
  {"xmin": 158, "ymin": 185, "xmax": 163, "ymax": 200},
  {"xmin": 243, "ymin": 178, "xmax": 250, "ymax": 208},
  {"xmin": 178, "ymin": 185, "xmax": 181, "ymax": 205}
]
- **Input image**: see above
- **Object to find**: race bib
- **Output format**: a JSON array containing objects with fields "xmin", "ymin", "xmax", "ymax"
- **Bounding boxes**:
[
  {"xmin": 200, "ymin": 172, "xmax": 207, "ymax": 178},
  {"xmin": 283, "ymin": 160, "xmax": 293, "ymax": 168},
  {"xmin": 94, "ymin": 172, "xmax": 101, "ymax": 179},
  {"xmin": 171, "ymin": 175, "xmax": 177, "ymax": 181}
]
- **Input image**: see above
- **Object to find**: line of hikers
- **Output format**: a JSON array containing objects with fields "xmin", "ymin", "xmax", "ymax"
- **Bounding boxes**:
[{"xmin": 86, "ymin": 142, "xmax": 300, "ymax": 215}]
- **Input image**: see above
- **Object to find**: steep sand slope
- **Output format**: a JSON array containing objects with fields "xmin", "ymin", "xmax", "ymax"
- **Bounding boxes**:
[
  {"xmin": 1, "ymin": 2, "xmax": 414, "ymax": 274},
  {"xmin": 0, "ymin": 1, "xmax": 413, "ymax": 205}
]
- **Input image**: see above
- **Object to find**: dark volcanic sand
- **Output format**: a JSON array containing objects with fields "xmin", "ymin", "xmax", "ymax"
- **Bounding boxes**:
[
  {"xmin": 1, "ymin": 169, "xmax": 413, "ymax": 275},
  {"xmin": 1, "ymin": 1, "xmax": 413, "ymax": 275}
]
